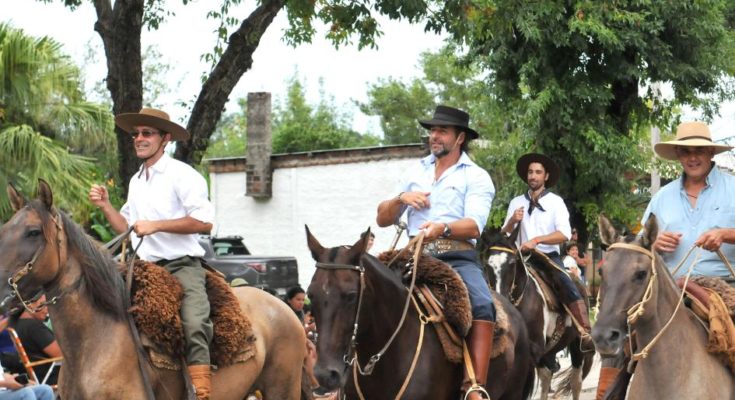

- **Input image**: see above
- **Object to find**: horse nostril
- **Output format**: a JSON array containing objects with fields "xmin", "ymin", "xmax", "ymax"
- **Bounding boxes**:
[{"xmin": 609, "ymin": 329, "xmax": 620, "ymax": 342}]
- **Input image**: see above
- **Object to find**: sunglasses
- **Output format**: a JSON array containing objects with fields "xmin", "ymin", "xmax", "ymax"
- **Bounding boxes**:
[{"xmin": 130, "ymin": 129, "xmax": 161, "ymax": 139}]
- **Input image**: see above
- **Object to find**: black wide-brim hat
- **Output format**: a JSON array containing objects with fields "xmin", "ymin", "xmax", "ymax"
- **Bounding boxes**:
[
  {"xmin": 115, "ymin": 108, "xmax": 190, "ymax": 141},
  {"xmin": 419, "ymin": 105, "xmax": 479, "ymax": 140},
  {"xmin": 516, "ymin": 153, "xmax": 560, "ymax": 188}
]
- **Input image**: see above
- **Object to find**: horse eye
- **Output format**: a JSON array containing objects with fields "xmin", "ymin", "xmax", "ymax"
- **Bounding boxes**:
[
  {"xmin": 25, "ymin": 229, "xmax": 42, "ymax": 238},
  {"xmin": 633, "ymin": 270, "xmax": 647, "ymax": 282},
  {"xmin": 343, "ymin": 291, "xmax": 358, "ymax": 304}
]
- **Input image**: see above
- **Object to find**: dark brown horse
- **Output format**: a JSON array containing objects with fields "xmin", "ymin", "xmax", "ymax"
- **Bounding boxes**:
[
  {"xmin": 486, "ymin": 229, "xmax": 594, "ymax": 400},
  {"xmin": 594, "ymin": 214, "xmax": 735, "ymax": 399},
  {"xmin": 305, "ymin": 227, "xmax": 534, "ymax": 400},
  {"xmin": 0, "ymin": 181, "xmax": 307, "ymax": 399}
]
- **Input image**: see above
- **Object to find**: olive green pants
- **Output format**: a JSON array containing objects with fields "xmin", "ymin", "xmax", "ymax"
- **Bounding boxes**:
[{"xmin": 158, "ymin": 256, "xmax": 213, "ymax": 365}]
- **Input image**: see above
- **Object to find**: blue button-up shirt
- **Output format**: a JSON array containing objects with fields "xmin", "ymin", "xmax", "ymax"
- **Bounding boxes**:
[
  {"xmin": 396, "ymin": 152, "xmax": 495, "ymax": 244},
  {"xmin": 641, "ymin": 165, "xmax": 735, "ymax": 277}
]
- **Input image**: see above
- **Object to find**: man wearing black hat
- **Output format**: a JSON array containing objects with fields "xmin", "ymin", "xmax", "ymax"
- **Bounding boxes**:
[
  {"xmin": 377, "ymin": 105, "xmax": 495, "ymax": 400},
  {"xmin": 88, "ymin": 108, "xmax": 214, "ymax": 399},
  {"xmin": 501, "ymin": 153, "xmax": 593, "ymax": 351}
]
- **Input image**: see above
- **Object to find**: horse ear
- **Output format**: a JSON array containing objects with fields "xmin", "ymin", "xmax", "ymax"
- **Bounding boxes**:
[
  {"xmin": 305, "ymin": 225, "xmax": 326, "ymax": 261},
  {"xmin": 598, "ymin": 214, "xmax": 620, "ymax": 246},
  {"xmin": 639, "ymin": 214, "xmax": 659, "ymax": 250},
  {"xmin": 37, "ymin": 179, "xmax": 54, "ymax": 211},
  {"xmin": 6, "ymin": 183, "xmax": 26, "ymax": 212},
  {"xmin": 346, "ymin": 227, "xmax": 371, "ymax": 262}
]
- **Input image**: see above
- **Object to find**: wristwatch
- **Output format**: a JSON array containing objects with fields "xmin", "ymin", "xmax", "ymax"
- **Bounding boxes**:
[{"xmin": 441, "ymin": 223, "xmax": 452, "ymax": 238}]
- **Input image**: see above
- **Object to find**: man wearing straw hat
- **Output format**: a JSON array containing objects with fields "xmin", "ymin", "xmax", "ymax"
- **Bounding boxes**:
[
  {"xmin": 595, "ymin": 121, "xmax": 735, "ymax": 400},
  {"xmin": 501, "ymin": 153, "xmax": 594, "ymax": 353},
  {"xmin": 88, "ymin": 108, "xmax": 214, "ymax": 399},
  {"xmin": 376, "ymin": 105, "xmax": 495, "ymax": 400}
]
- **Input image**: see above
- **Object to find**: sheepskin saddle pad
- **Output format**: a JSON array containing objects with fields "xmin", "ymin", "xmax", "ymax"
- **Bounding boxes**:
[
  {"xmin": 378, "ymin": 250, "xmax": 510, "ymax": 362},
  {"xmin": 691, "ymin": 276, "xmax": 735, "ymax": 319},
  {"xmin": 121, "ymin": 260, "xmax": 256, "ymax": 370}
]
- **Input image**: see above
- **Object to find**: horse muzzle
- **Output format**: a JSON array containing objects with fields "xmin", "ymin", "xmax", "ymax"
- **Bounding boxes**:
[
  {"xmin": 592, "ymin": 324, "xmax": 626, "ymax": 357},
  {"xmin": 314, "ymin": 363, "xmax": 348, "ymax": 391}
]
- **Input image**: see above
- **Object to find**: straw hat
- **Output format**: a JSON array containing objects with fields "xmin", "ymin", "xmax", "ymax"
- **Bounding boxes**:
[
  {"xmin": 419, "ymin": 105, "xmax": 479, "ymax": 140},
  {"xmin": 516, "ymin": 153, "xmax": 560, "ymax": 188},
  {"xmin": 115, "ymin": 108, "xmax": 190, "ymax": 141},
  {"xmin": 653, "ymin": 121, "xmax": 732, "ymax": 161}
]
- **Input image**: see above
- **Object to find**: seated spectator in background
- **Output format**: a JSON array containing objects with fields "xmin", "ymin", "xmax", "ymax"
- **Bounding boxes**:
[
  {"xmin": 285, "ymin": 286, "xmax": 320, "ymax": 389},
  {"xmin": 0, "ymin": 358, "xmax": 53, "ymax": 400},
  {"xmin": 10, "ymin": 297, "xmax": 61, "ymax": 385},
  {"xmin": 563, "ymin": 241, "xmax": 583, "ymax": 282}
]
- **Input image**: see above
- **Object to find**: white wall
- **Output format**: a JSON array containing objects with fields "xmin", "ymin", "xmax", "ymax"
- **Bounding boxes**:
[{"xmin": 210, "ymin": 158, "xmax": 419, "ymax": 289}]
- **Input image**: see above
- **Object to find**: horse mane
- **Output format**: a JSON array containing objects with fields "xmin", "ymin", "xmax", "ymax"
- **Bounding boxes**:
[{"xmin": 32, "ymin": 202, "xmax": 127, "ymax": 320}]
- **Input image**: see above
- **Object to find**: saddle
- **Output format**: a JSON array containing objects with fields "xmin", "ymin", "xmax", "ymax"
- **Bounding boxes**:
[
  {"xmin": 677, "ymin": 276, "xmax": 735, "ymax": 374},
  {"xmin": 121, "ymin": 261, "xmax": 256, "ymax": 370},
  {"xmin": 378, "ymin": 250, "xmax": 511, "ymax": 363}
]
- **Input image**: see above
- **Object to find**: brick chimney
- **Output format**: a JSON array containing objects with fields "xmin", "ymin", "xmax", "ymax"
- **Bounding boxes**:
[{"xmin": 246, "ymin": 92, "xmax": 273, "ymax": 198}]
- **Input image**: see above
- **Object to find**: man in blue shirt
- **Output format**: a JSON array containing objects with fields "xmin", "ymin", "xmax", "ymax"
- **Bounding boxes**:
[
  {"xmin": 596, "ymin": 121, "xmax": 735, "ymax": 400},
  {"xmin": 377, "ymin": 105, "xmax": 495, "ymax": 400}
]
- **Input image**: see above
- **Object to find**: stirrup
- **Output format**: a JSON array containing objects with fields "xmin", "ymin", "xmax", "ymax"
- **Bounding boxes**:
[
  {"xmin": 579, "ymin": 332, "xmax": 595, "ymax": 353},
  {"xmin": 463, "ymin": 384, "xmax": 491, "ymax": 400}
]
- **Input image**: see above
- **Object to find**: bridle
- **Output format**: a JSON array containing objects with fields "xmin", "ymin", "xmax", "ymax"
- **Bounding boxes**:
[
  {"xmin": 6, "ymin": 209, "xmax": 75, "ymax": 313},
  {"xmin": 489, "ymin": 245, "xmax": 530, "ymax": 306},
  {"xmin": 314, "ymin": 233, "xmax": 425, "ymax": 377}
]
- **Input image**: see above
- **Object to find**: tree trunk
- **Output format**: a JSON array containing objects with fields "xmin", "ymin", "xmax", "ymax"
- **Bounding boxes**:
[
  {"xmin": 175, "ymin": 0, "xmax": 285, "ymax": 165},
  {"xmin": 92, "ymin": 0, "xmax": 144, "ymax": 196}
]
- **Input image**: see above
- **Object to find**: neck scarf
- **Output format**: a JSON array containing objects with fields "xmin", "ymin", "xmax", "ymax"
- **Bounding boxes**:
[{"xmin": 524, "ymin": 189, "xmax": 549, "ymax": 215}]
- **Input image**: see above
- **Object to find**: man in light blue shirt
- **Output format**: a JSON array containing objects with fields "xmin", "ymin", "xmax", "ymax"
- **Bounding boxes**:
[
  {"xmin": 377, "ymin": 105, "xmax": 494, "ymax": 400},
  {"xmin": 642, "ymin": 121, "xmax": 735, "ymax": 277}
]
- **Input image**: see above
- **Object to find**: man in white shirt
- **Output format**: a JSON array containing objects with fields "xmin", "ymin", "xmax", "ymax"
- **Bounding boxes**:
[
  {"xmin": 501, "ymin": 153, "xmax": 592, "ymax": 349},
  {"xmin": 88, "ymin": 108, "xmax": 214, "ymax": 399}
]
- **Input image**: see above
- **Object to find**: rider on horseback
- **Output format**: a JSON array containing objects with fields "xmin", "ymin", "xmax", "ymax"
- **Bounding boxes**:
[
  {"xmin": 501, "ymin": 153, "xmax": 594, "ymax": 353},
  {"xmin": 377, "ymin": 105, "xmax": 496, "ymax": 400},
  {"xmin": 88, "ymin": 108, "xmax": 215, "ymax": 400}
]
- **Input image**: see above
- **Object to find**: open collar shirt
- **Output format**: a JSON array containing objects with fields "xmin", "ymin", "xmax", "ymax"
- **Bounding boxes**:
[
  {"xmin": 396, "ymin": 152, "xmax": 495, "ymax": 245},
  {"xmin": 503, "ymin": 190, "xmax": 571, "ymax": 254},
  {"xmin": 642, "ymin": 164, "xmax": 735, "ymax": 277},
  {"xmin": 120, "ymin": 153, "xmax": 214, "ymax": 261}
]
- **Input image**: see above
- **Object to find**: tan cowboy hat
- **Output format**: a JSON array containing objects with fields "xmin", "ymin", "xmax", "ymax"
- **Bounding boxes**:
[
  {"xmin": 516, "ymin": 153, "xmax": 560, "ymax": 188},
  {"xmin": 653, "ymin": 121, "xmax": 732, "ymax": 161},
  {"xmin": 115, "ymin": 108, "xmax": 190, "ymax": 141}
]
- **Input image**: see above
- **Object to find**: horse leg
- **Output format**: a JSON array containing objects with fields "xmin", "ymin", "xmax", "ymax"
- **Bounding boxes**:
[
  {"xmin": 257, "ymin": 347, "xmax": 304, "ymax": 400},
  {"xmin": 537, "ymin": 366, "xmax": 552, "ymax": 400}
]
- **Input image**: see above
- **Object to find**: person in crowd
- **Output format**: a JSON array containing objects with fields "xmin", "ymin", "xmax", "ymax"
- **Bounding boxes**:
[
  {"xmin": 88, "ymin": 108, "xmax": 214, "ymax": 399},
  {"xmin": 10, "ymin": 297, "xmax": 61, "ymax": 386},
  {"xmin": 376, "ymin": 105, "xmax": 495, "ymax": 400},
  {"xmin": 285, "ymin": 286, "xmax": 322, "ymax": 394},
  {"xmin": 0, "ymin": 358, "xmax": 53, "ymax": 400},
  {"xmin": 563, "ymin": 241, "xmax": 584, "ymax": 282}
]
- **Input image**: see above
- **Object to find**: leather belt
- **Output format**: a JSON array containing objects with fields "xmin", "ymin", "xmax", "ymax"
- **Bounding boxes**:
[{"xmin": 422, "ymin": 239, "xmax": 474, "ymax": 257}]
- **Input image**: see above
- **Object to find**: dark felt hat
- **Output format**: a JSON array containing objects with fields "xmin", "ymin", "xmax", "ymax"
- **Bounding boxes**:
[
  {"xmin": 418, "ymin": 105, "xmax": 479, "ymax": 140},
  {"xmin": 516, "ymin": 153, "xmax": 560, "ymax": 188},
  {"xmin": 115, "ymin": 108, "xmax": 190, "ymax": 141}
]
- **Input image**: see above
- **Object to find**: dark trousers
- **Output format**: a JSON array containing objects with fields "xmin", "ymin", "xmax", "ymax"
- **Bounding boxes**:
[
  {"xmin": 436, "ymin": 250, "xmax": 496, "ymax": 322},
  {"xmin": 544, "ymin": 252, "xmax": 583, "ymax": 303}
]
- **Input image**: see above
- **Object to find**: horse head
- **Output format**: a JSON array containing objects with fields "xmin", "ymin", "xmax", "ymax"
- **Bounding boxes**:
[
  {"xmin": 486, "ymin": 225, "xmax": 522, "ymax": 299},
  {"xmin": 592, "ymin": 214, "xmax": 661, "ymax": 356},
  {"xmin": 305, "ymin": 225, "xmax": 372, "ymax": 391},
  {"xmin": 0, "ymin": 180, "xmax": 67, "ymax": 309}
]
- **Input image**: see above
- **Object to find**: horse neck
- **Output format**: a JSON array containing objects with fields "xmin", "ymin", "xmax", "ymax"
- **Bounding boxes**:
[
  {"xmin": 356, "ymin": 261, "xmax": 413, "ymax": 347},
  {"xmin": 47, "ymin": 258, "xmax": 135, "ymax": 371},
  {"xmin": 634, "ymin": 257, "xmax": 708, "ymax": 371}
]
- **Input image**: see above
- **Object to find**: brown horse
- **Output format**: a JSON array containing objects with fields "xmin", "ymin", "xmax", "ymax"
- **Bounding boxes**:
[
  {"xmin": 305, "ymin": 227, "xmax": 535, "ymax": 400},
  {"xmin": 486, "ymin": 228, "xmax": 594, "ymax": 400},
  {"xmin": 594, "ymin": 214, "xmax": 735, "ymax": 399},
  {"xmin": 0, "ymin": 181, "xmax": 306, "ymax": 399}
]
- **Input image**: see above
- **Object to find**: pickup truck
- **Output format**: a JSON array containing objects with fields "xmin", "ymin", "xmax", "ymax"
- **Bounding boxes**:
[{"xmin": 198, "ymin": 235, "xmax": 299, "ymax": 298}]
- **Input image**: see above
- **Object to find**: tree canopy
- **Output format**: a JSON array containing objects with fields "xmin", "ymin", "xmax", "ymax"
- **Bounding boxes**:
[{"xmin": 0, "ymin": 23, "xmax": 112, "ymax": 222}]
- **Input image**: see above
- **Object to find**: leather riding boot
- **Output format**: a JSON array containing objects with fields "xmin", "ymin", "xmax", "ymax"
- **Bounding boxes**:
[
  {"xmin": 461, "ymin": 320, "xmax": 494, "ymax": 400},
  {"xmin": 595, "ymin": 367, "xmax": 621, "ymax": 400},
  {"xmin": 188, "ymin": 365, "xmax": 212, "ymax": 400},
  {"xmin": 567, "ymin": 299, "xmax": 595, "ymax": 351}
]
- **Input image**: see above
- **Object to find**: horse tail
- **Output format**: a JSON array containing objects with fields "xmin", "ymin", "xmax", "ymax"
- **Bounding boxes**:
[
  {"xmin": 521, "ymin": 365, "xmax": 536, "ymax": 400},
  {"xmin": 553, "ymin": 342, "xmax": 595, "ymax": 398},
  {"xmin": 300, "ymin": 364, "xmax": 314, "ymax": 400},
  {"xmin": 552, "ymin": 364, "xmax": 576, "ymax": 398}
]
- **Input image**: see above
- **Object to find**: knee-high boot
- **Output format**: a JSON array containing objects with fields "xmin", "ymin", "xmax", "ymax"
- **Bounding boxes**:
[
  {"xmin": 462, "ymin": 320, "xmax": 494, "ymax": 400},
  {"xmin": 567, "ymin": 299, "xmax": 594, "ymax": 351},
  {"xmin": 188, "ymin": 365, "xmax": 211, "ymax": 400}
]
